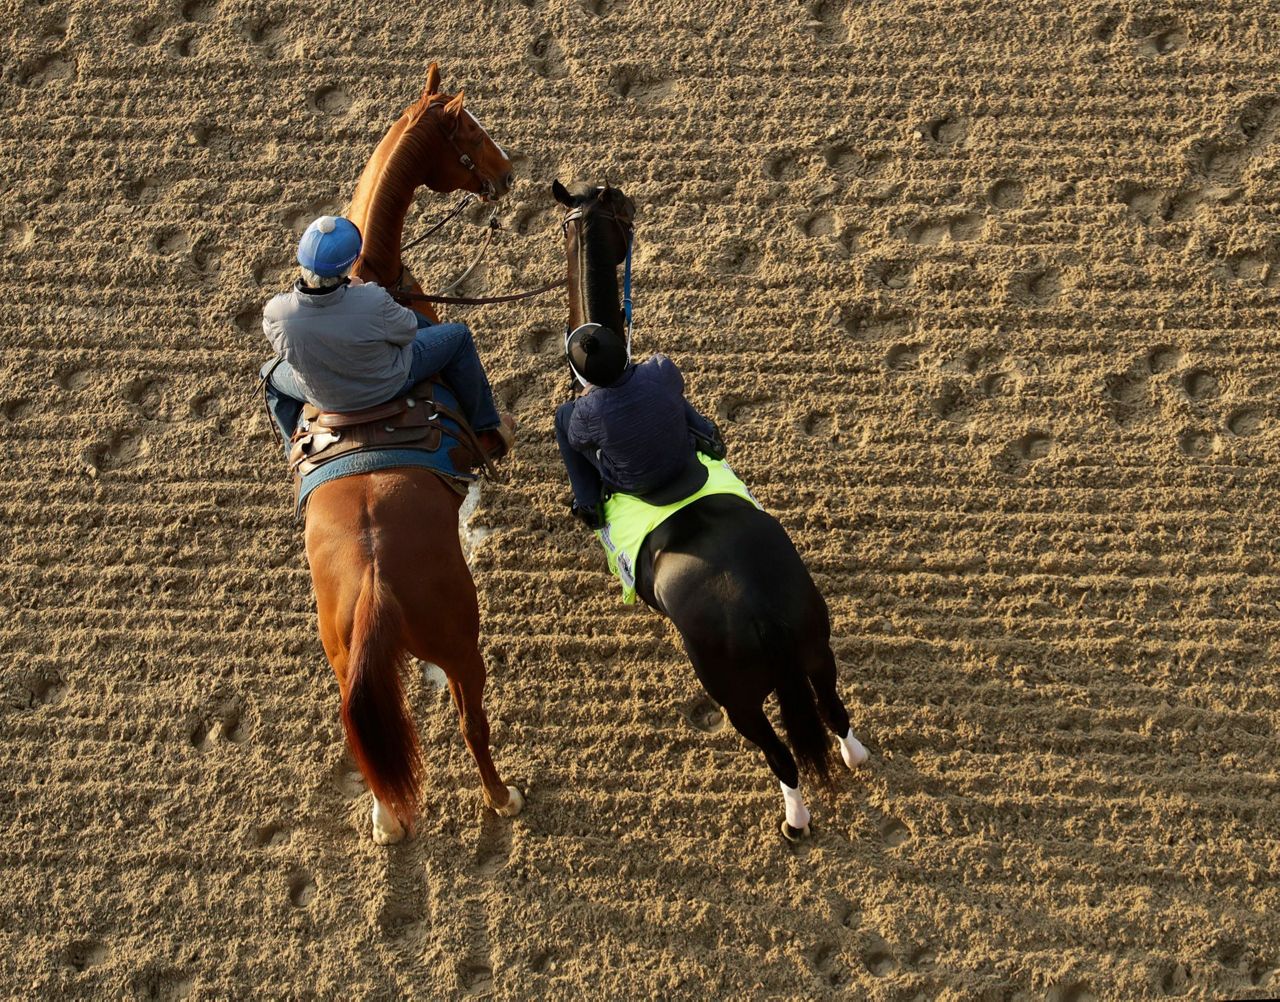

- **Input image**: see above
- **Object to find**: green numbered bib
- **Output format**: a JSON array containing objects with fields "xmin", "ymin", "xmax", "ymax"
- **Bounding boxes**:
[{"xmin": 596, "ymin": 454, "xmax": 760, "ymax": 604}]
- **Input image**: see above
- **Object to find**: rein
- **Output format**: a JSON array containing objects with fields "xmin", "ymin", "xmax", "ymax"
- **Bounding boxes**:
[
  {"xmin": 392, "ymin": 197, "xmax": 567, "ymax": 308},
  {"xmin": 434, "ymin": 205, "xmax": 500, "ymax": 297},
  {"xmin": 400, "ymin": 192, "xmax": 477, "ymax": 255},
  {"xmin": 388, "ymin": 185, "xmax": 636, "ymax": 315},
  {"xmin": 391, "ymin": 145, "xmax": 596, "ymax": 308},
  {"xmin": 622, "ymin": 234, "xmax": 633, "ymax": 338},
  {"xmin": 390, "ymin": 278, "xmax": 566, "ymax": 306}
]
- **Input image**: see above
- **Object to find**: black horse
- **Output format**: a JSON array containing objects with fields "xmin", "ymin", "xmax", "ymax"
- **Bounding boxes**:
[{"xmin": 552, "ymin": 180, "xmax": 868, "ymax": 839}]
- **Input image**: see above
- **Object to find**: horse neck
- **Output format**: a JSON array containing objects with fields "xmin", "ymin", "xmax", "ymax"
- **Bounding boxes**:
[
  {"xmin": 348, "ymin": 116, "xmax": 434, "ymax": 288},
  {"xmin": 568, "ymin": 225, "xmax": 625, "ymax": 335}
]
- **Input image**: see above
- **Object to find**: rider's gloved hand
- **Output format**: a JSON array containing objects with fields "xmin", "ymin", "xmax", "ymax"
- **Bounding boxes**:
[
  {"xmin": 692, "ymin": 425, "xmax": 727, "ymax": 460},
  {"xmin": 571, "ymin": 501, "xmax": 605, "ymax": 531}
]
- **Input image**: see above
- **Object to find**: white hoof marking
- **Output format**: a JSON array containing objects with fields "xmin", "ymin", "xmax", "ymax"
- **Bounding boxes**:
[
  {"xmin": 780, "ymin": 781, "xmax": 811, "ymax": 830},
  {"xmin": 495, "ymin": 785, "xmax": 524, "ymax": 817},
  {"xmin": 840, "ymin": 729, "xmax": 869, "ymax": 769},
  {"xmin": 371, "ymin": 797, "xmax": 405, "ymax": 845}
]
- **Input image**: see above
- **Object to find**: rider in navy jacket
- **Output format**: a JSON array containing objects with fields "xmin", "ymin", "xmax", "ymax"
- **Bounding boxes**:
[{"xmin": 554, "ymin": 325, "xmax": 724, "ymax": 529}]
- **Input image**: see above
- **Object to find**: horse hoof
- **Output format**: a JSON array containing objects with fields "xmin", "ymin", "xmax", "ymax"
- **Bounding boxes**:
[
  {"xmin": 494, "ymin": 785, "xmax": 524, "ymax": 817},
  {"xmin": 371, "ymin": 799, "xmax": 407, "ymax": 844},
  {"xmin": 841, "ymin": 735, "xmax": 870, "ymax": 769},
  {"xmin": 780, "ymin": 819, "xmax": 811, "ymax": 842},
  {"xmin": 372, "ymin": 824, "xmax": 404, "ymax": 845}
]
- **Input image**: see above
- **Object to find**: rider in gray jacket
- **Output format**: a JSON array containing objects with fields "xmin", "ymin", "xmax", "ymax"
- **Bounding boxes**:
[{"xmin": 260, "ymin": 215, "xmax": 513, "ymax": 458}]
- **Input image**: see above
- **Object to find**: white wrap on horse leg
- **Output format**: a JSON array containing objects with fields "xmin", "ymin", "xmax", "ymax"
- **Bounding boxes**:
[
  {"xmin": 371, "ymin": 797, "xmax": 405, "ymax": 844},
  {"xmin": 780, "ymin": 781, "xmax": 811, "ymax": 830},
  {"xmin": 839, "ymin": 728, "xmax": 869, "ymax": 768}
]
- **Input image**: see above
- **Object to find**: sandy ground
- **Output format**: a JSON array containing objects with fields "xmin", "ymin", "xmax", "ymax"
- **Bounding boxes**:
[{"xmin": 3, "ymin": 0, "xmax": 1280, "ymax": 998}]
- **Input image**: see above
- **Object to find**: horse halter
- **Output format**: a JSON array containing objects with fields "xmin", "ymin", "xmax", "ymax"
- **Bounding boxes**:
[{"xmin": 560, "ymin": 199, "xmax": 634, "ymax": 246}]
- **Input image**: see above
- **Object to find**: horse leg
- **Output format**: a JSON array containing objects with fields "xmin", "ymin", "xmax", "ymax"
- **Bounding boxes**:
[
  {"xmin": 315, "ymin": 582, "xmax": 409, "ymax": 845},
  {"xmin": 723, "ymin": 700, "xmax": 812, "ymax": 842},
  {"xmin": 810, "ymin": 648, "xmax": 869, "ymax": 769},
  {"xmin": 438, "ymin": 650, "xmax": 524, "ymax": 817},
  {"xmin": 673, "ymin": 620, "xmax": 814, "ymax": 840}
]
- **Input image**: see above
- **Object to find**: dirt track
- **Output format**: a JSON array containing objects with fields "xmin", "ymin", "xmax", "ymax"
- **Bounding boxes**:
[{"xmin": 3, "ymin": 1, "xmax": 1280, "ymax": 998}]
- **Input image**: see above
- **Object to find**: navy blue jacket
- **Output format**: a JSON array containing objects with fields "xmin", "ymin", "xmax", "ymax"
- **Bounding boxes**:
[{"xmin": 567, "ymin": 354, "xmax": 718, "ymax": 500}]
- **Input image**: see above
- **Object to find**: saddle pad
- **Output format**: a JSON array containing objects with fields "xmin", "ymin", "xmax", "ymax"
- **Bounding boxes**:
[
  {"xmin": 596, "ymin": 454, "xmax": 760, "ymax": 605},
  {"xmin": 294, "ymin": 380, "xmax": 478, "ymax": 517}
]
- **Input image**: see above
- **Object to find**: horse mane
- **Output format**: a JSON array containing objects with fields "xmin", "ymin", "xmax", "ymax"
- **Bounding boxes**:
[
  {"xmin": 356, "ymin": 93, "xmax": 458, "ymax": 282},
  {"xmin": 579, "ymin": 212, "xmax": 627, "ymax": 338},
  {"xmin": 405, "ymin": 89, "xmax": 451, "ymax": 128}
]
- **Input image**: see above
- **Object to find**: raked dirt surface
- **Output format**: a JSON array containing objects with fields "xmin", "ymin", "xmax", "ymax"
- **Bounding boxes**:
[{"xmin": 3, "ymin": 0, "xmax": 1280, "ymax": 999}]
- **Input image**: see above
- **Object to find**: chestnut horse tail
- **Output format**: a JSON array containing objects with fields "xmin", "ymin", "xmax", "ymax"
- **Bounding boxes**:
[{"xmin": 341, "ymin": 565, "xmax": 422, "ymax": 827}]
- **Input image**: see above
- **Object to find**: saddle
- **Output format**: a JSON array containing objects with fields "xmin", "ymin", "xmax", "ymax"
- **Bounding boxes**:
[{"xmin": 288, "ymin": 379, "xmax": 498, "ymax": 482}]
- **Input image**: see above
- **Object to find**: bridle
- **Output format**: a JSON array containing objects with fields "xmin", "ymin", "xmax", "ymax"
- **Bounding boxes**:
[
  {"xmin": 386, "ymin": 103, "xmax": 506, "ymax": 297},
  {"xmin": 560, "ymin": 198, "xmax": 635, "ymax": 255},
  {"xmin": 562, "ymin": 195, "xmax": 636, "ymax": 349},
  {"xmin": 439, "ymin": 107, "xmax": 502, "ymax": 201}
]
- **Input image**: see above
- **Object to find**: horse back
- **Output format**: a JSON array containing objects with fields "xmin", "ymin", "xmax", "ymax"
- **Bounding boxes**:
[{"xmin": 636, "ymin": 494, "xmax": 828, "ymax": 641}]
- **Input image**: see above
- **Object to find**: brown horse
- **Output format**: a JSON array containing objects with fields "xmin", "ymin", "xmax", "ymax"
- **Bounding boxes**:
[{"xmin": 305, "ymin": 64, "xmax": 522, "ymax": 845}]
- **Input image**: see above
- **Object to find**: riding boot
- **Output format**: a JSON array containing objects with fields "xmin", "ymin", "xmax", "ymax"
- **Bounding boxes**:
[{"xmin": 476, "ymin": 413, "xmax": 517, "ymax": 462}]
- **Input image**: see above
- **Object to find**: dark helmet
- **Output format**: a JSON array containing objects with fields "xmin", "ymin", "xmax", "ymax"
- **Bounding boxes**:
[{"xmin": 566, "ymin": 323, "xmax": 629, "ymax": 387}]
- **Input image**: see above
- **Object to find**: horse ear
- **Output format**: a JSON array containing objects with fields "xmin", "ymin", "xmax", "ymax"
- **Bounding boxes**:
[
  {"xmin": 422, "ymin": 62, "xmax": 442, "ymax": 96},
  {"xmin": 444, "ymin": 90, "xmax": 465, "ymax": 118},
  {"xmin": 552, "ymin": 180, "xmax": 574, "ymax": 206},
  {"xmin": 423, "ymin": 62, "xmax": 441, "ymax": 97}
]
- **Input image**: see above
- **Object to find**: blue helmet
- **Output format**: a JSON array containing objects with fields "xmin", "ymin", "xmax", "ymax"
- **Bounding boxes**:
[{"xmin": 297, "ymin": 215, "xmax": 362, "ymax": 277}]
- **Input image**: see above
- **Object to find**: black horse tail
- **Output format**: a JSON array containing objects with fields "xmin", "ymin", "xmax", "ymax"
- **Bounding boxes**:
[{"xmin": 758, "ymin": 620, "xmax": 837, "ymax": 795}]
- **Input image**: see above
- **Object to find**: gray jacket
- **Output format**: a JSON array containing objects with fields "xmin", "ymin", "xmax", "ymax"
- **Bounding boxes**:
[{"xmin": 262, "ymin": 281, "xmax": 418, "ymax": 411}]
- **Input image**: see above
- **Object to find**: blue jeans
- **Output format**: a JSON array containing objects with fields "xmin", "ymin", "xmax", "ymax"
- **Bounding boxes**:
[
  {"xmin": 261, "ymin": 315, "xmax": 500, "ymax": 446},
  {"xmin": 398, "ymin": 321, "xmax": 501, "ymax": 431},
  {"xmin": 261, "ymin": 359, "xmax": 304, "ymax": 451},
  {"xmin": 555, "ymin": 399, "xmax": 606, "ymax": 509}
]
